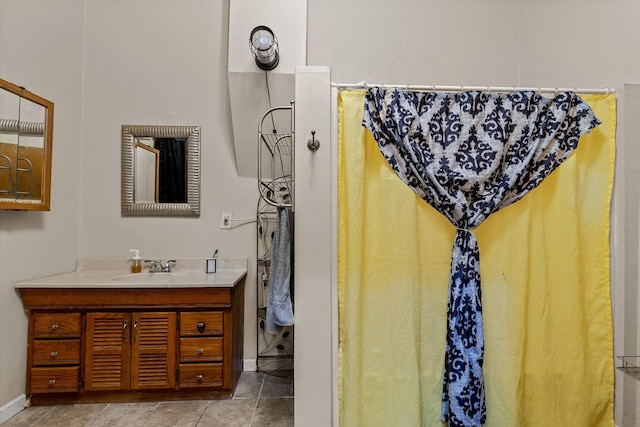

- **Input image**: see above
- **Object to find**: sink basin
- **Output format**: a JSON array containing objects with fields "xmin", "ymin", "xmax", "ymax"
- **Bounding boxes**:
[{"xmin": 112, "ymin": 271, "xmax": 190, "ymax": 283}]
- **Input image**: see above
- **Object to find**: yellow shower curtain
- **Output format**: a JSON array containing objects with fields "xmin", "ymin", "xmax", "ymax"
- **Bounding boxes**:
[{"xmin": 338, "ymin": 90, "xmax": 616, "ymax": 426}]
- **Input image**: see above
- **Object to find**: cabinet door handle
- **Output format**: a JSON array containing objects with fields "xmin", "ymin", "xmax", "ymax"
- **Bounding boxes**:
[
  {"xmin": 133, "ymin": 321, "xmax": 138, "ymax": 342},
  {"xmin": 122, "ymin": 320, "xmax": 128, "ymax": 341},
  {"xmin": 51, "ymin": 324, "xmax": 59, "ymax": 330},
  {"xmin": 48, "ymin": 379, "xmax": 56, "ymax": 385},
  {"xmin": 196, "ymin": 322, "xmax": 205, "ymax": 333},
  {"xmin": 50, "ymin": 351, "xmax": 58, "ymax": 357},
  {"xmin": 196, "ymin": 374, "xmax": 203, "ymax": 382},
  {"xmin": 197, "ymin": 348, "xmax": 204, "ymax": 354}
]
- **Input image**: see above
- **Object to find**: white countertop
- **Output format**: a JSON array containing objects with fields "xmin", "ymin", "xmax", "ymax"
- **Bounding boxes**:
[{"xmin": 16, "ymin": 257, "xmax": 247, "ymax": 289}]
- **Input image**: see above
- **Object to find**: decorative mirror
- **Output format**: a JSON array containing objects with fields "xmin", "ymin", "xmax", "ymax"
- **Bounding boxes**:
[
  {"xmin": 121, "ymin": 125, "xmax": 200, "ymax": 216},
  {"xmin": 0, "ymin": 77, "xmax": 54, "ymax": 211}
]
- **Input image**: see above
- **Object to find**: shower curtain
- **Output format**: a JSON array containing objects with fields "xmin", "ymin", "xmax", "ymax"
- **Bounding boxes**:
[{"xmin": 338, "ymin": 89, "xmax": 615, "ymax": 426}]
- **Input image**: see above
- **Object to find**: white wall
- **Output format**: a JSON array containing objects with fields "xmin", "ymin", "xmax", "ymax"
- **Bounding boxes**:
[
  {"xmin": 308, "ymin": 0, "xmax": 640, "ymax": 88},
  {"xmin": 0, "ymin": 0, "xmax": 84, "ymax": 413},
  {"xmin": 619, "ymin": 84, "xmax": 639, "ymax": 427},
  {"xmin": 294, "ymin": 67, "xmax": 333, "ymax": 426}
]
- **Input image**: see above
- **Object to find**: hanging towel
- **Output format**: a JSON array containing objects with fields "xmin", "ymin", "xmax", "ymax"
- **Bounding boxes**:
[{"xmin": 267, "ymin": 206, "xmax": 294, "ymax": 334}]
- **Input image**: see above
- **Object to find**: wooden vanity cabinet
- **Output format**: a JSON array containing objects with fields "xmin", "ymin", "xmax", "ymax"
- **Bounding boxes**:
[{"xmin": 19, "ymin": 283, "xmax": 244, "ymax": 405}]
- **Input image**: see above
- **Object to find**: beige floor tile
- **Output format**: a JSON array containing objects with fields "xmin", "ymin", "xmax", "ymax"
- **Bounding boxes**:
[
  {"xmin": 28, "ymin": 403, "xmax": 107, "ymax": 427},
  {"xmin": 252, "ymin": 398, "xmax": 293, "ymax": 427},
  {"xmin": 233, "ymin": 372, "xmax": 264, "ymax": 400},
  {"xmin": 260, "ymin": 374, "xmax": 293, "ymax": 398},
  {"xmin": 141, "ymin": 400, "xmax": 209, "ymax": 427},
  {"xmin": 196, "ymin": 399, "xmax": 256, "ymax": 427},
  {"xmin": 87, "ymin": 402, "xmax": 158, "ymax": 427}
]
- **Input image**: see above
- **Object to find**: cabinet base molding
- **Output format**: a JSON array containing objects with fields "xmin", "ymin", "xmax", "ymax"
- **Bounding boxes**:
[{"xmin": 29, "ymin": 389, "xmax": 234, "ymax": 406}]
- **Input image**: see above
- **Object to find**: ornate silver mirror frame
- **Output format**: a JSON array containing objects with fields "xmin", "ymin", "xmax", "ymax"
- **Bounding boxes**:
[{"xmin": 121, "ymin": 125, "xmax": 200, "ymax": 216}]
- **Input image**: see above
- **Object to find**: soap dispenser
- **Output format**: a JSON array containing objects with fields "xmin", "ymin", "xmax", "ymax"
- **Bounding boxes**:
[{"xmin": 130, "ymin": 249, "xmax": 142, "ymax": 273}]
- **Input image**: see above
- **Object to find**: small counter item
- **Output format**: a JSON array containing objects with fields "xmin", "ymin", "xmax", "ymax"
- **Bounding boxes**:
[
  {"xmin": 206, "ymin": 259, "xmax": 217, "ymax": 273},
  {"xmin": 130, "ymin": 249, "xmax": 142, "ymax": 273},
  {"xmin": 206, "ymin": 249, "xmax": 218, "ymax": 273}
]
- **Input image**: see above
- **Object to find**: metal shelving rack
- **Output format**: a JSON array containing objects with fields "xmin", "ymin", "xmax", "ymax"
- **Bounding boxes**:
[
  {"xmin": 617, "ymin": 356, "xmax": 640, "ymax": 380},
  {"xmin": 256, "ymin": 102, "xmax": 294, "ymax": 375}
]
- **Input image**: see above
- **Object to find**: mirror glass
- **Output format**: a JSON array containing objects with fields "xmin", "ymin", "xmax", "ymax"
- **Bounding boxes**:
[
  {"xmin": 122, "ymin": 125, "xmax": 200, "ymax": 216},
  {"xmin": 0, "ymin": 77, "xmax": 53, "ymax": 210},
  {"xmin": 134, "ymin": 138, "xmax": 160, "ymax": 203}
]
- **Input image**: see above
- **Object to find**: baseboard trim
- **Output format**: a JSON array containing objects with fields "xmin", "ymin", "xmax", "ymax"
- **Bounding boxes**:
[
  {"xmin": 244, "ymin": 358, "xmax": 257, "ymax": 372},
  {"xmin": 0, "ymin": 394, "xmax": 26, "ymax": 424}
]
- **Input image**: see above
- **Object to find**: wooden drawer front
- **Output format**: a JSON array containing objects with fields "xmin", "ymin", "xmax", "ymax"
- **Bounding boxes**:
[
  {"xmin": 181, "ymin": 312, "xmax": 223, "ymax": 336},
  {"xmin": 179, "ymin": 363, "xmax": 223, "ymax": 388},
  {"xmin": 30, "ymin": 366, "xmax": 79, "ymax": 393},
  {"xmin": 33, "ymin": 313, "xmax": 81, "ymax": 338},
  {"xmin": 180, "ymin": 337, "xmax": 223, "ymax": 362},
  {"xmin": 32, "ymin": 340, "xmax": 80, "ymax": 366}
]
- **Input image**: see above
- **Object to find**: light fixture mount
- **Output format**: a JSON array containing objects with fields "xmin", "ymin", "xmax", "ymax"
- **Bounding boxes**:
[{"xmin": 249, "ymin": 25, "xmax": 279, "ymax": 71}]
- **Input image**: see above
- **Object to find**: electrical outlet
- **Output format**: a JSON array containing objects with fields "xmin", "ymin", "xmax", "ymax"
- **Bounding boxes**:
[{"xmin": 221, "ymin": 212, "xmax": 232, "ymax": 229}]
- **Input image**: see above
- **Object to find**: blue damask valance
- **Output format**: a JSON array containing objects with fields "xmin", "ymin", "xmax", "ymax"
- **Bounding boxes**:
[{"xmin": 362, "ymin": 88, "xmax": 600, "ymax": 427}]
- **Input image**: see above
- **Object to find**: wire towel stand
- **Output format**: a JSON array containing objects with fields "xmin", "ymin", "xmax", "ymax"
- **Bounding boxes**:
[
  {"xmin": 256, "ymin": 102, "xmax": 295, "ymax": 377},
  {"xmin": 258, "ymin": 102, "xmax": 294, "ymax": 211},
  {"xmin": 617, "ymin": 356, "xmax": 640, "ymax": 380}
]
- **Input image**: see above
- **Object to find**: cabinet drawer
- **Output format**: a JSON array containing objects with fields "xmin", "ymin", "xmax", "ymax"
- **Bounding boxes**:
[
  {"xmin": 30, "ymin": 366, "xmax": 79, "ymax": 393},
  {"xmin": 180, "ymin": 312, "xmax": 223, "ymax": 336},
  {"xmin": 32, "ymin": 339, "xmax": 80, "ymax": 366},
  {"xmin": 179, "ymin": 363, "xmax": 223, "ymax": 388},
  {"xmin": 33, "ymin": 313, "xmax": 81, "ymax": 338},
  {"xmin": 180, "ymin": 337, "xmax": 223, "ymax": 362}
]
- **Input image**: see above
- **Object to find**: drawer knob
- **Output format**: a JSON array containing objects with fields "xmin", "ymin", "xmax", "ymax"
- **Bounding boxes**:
[
  {"xmin": 50, "ymin": 351, "xmax": 58, "ymax": 357},
  {"xmin": 196, "ymin": 322, "xmax": 206, "ymax": 333},
  {"xmin": 51, "ymin": 324, "xmax": 59, "ymax": 330},
  {"xmin": 48, "ymin": 379, "xmax": 56, "ymax": 385},
  {"xmin": 196, "ymin": 374, "xmax": 204, "ymax": 382},
  {"xmin": 197, "ymin": 348, "xmax": 204, "ymax": 354}
]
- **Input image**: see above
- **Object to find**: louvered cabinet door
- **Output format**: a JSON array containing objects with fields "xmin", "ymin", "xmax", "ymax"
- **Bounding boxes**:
[
  {"xmin": 85, "ymin": 313, "xmax": 131, "ymax": 391},
  {"xmin": 130, "ymin": 312, "xmax": 177, "ymax": 389}
]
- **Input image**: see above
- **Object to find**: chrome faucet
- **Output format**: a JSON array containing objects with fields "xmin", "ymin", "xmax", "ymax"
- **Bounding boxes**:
[{"xmin": 144, "ymin": 259, "xmax": 176, "ymax": 273}]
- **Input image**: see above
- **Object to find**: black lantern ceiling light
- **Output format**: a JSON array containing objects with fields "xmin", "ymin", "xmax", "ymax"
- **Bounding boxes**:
[{"xmin": 249, "ymin": 25, "xmax": 279, "ymax": 71}]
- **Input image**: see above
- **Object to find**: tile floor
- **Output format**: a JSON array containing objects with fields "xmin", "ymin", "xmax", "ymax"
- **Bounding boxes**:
[{"xmin": 1, "ymin": 371, "xmax": 293, "ymax": 427}]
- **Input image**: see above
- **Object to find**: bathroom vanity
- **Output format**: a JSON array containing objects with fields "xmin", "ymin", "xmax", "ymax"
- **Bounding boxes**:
[{"xmin": 16, "ymin": 258, "xmax": 246, "ymax": 405}]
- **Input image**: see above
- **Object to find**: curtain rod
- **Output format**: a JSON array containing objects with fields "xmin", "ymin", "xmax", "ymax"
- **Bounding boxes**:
[{"xmin": 331, "ymin": 82, "xmax": 615, "ymax": 95}]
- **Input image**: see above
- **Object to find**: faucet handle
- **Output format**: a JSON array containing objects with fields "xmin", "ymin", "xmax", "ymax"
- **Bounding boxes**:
[
  {"xmin": 144, "ymin": 259, "xmax": 162, "ymax": 272},
  {"xmin": 163, "ymin": 259, "xmax": 176, "ymax": 272}
]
